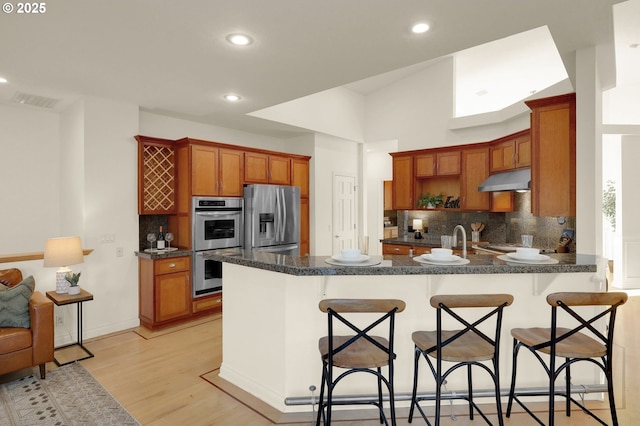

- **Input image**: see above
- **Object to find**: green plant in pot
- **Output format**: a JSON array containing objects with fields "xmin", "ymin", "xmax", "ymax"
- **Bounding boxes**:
[
  {"xmin": 65, "ymin": 272, "xmax": 81, "ymax": 295},
  {"xmin": 418, "ymin": 192, "xmax": 443, "ymax": 209}
]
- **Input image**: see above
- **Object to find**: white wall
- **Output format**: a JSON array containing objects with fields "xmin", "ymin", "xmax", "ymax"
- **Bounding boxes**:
[
  {"xmin": 364, "ymin": 140, "xmax": 397, "ymax": 256},
  {"xmin": 617, "ymin": 135, "xmax": 640, "ymax": 289},
  {"xmin": 2, "ymin": 100, "xmax": 321, "ymax": 344},
  {"xmin": 139, "ymin": 111, "xmax": 287, "ymax": 152},
  {"xmin": 0, "ymin": 104, "xmax": 61, "ymax": 253},
  {"xmin": 312, "ymin": 133, "xmax": 360, "ymax": 255},
  {"xmin": 249, "ymin": 87, "xmax": 366, "ymax": 143}
]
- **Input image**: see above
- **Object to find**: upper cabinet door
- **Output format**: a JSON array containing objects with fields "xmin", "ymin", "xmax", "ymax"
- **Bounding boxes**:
[
  {"xmin": 526, "ymin": 93, "xmax": 576, "ymax": 217},
  {"xmin": 436, "ymin": 150, "xmax": 461, "ymax": 175},
  {"xmin": 219, "ymin": 148, "xmax": 244, "ymax": 196},
  {"xmin": 191, "ymin": 144, "xmax": 219, "ymax": 196},
  {"xmin": 415, "ymin": 153, "xmax": 436, "ymax": 178},
  {"xmin": 244, "ymin": 152, "xmax": 269, "ymax": 183},
  {"xmin": 292, "ymin": 158, "xmax": 310, "ymax": 198},
  {"xmin": 268, "ymin": 155, "xmax": 291, "ymax": 185},
  {"xmin": 460, "ymin": 147, "xmax": 490, "ymax": 211},
  {"xmin": 490, "ymin": 129, "xmax": 531, "ymax": 173},
  {"xmin": 514, "ymin": 132, "xmax": 531, "ymax": 168},
  {"xmin": 391, "ymin": 155, "xmax": 414, "ymax": 210}
]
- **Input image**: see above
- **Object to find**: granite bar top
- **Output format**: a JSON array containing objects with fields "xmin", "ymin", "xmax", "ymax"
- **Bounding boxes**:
[
  {"xmin": 135, "ymin": 249, "xmax": 193, "ymax": 260},
  {"xmin": 203, "ymin": 248, "xmax": 598, "ymax": 276}
]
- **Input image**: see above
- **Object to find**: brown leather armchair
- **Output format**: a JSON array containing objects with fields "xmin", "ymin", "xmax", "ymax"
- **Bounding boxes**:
[{"xmin": 0, "ymin": 268, "xmax": 54, "ymax": 379}]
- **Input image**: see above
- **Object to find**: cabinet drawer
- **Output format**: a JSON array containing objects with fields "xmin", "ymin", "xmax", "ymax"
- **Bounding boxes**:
[
  {"xmin": 193, "ymin": 294, "xmax": 223, "ymax": 312},
  {"xmin": 155, "ymin": 256, "xmax": 190, "ymax": 274},
  {"xmin": 382, "ymin": 244, "xmax": 411, "ymax": 255}
]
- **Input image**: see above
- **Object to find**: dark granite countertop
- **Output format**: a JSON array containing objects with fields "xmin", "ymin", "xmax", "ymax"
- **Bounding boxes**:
[
  {"xmin": 203, "ymin": 248, "xmax": 598, "ymax": 276},
  {"xmin": 135, "ymin": 249, "xmax": 192, "ymax": 260}
]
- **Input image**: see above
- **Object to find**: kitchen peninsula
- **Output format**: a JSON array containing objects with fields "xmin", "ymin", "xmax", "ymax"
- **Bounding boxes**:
[{"xmin": 206, "ymin": 249, "xmax": 602, "ymax": 414}]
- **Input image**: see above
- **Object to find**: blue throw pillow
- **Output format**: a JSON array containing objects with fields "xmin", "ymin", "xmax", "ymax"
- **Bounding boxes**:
[{"xmin": 0, "ymin": 275, "xmax": 35, "ymax": 328}]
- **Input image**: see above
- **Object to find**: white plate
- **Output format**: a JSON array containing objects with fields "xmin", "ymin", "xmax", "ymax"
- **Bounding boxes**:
[
  {"xmin": 414, "ymin": 256, "xmax": 470, "ymax": 266},
  {"xmin": 325, "ymin": 257, "xmax": 381, "ymax": 267},
  {"xmin": 331, "ymin": 254, "xmax": 370, "ymax": 263},
  {"xmin": 420, "ymin": 254, "xmax": 462, "ymax": 263},
  {"xmin": 507, "ymin": 252, "xmax": 550, "ymax": 262},
  {"xmin": 498, "ymin": 255, "xmax": 559, "ymax": 265}
]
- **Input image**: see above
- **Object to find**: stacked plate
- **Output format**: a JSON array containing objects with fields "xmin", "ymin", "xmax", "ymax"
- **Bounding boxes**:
[
  {"xmin": 413, "ymin": 253, "xmax": 470, "ymax": 266},
  {"xmin": 330, "ymin": 253, "xmax": 370, "ymax": 264},
  {"xmin": 325, "ymin": 254, "xmax": 382, "ymax": 267},
  {"xmin": 497, "ymin": 251, "xmax": 559, "ymax": 265}
]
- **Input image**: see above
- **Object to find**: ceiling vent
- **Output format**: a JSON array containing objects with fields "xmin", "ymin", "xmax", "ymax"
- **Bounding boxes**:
[{"xmin": 10, "ymin": 91, "xmax": 60, "ymax": 109}]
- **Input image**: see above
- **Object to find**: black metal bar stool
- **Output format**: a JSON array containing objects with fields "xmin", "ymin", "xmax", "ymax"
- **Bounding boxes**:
[
  {"xmin": 506, "ymin": 291, "xmax": 627, "ymax": 425},
  {"xmin": 316, "ymin": 298, "xmax": 406, "ymax": 426},
  {"xmin": 409, "ymin": 294, "xmax": 514, "ymax": 426}
]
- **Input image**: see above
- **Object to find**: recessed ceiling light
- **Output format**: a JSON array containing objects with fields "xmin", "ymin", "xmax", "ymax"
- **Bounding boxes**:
[
  {"xmin": 0, "ymin": 77, "xmax": 7, "ymax": 84},
  {"xmin": 224, "ymin": 94, "xmax": 241, "ymax": 102},
  {"xmin": 411, "ymin": 23, "xmax": 430, "ymax": 34},
  {"xmin": 226, "ymin": 33, "xmax": 253, "ymax": 46}
]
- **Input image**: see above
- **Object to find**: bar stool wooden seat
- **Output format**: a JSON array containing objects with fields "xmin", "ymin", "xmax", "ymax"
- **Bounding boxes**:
[
  {"xmin": 506, "ymin": 291, "xmax": 628, "ymax": 426},
  {"xmin": 409, "ymin": 294, "xmax": 514, "ymax": 426},
  {"xmin": 316, "ymin": 298, "xmax": 406, "ymax": 426}
]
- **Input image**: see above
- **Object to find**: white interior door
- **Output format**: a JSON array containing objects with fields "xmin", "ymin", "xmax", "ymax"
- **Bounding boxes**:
[{"xmin": 332, "ymin": 174, "xmax": 356, "ymax": 254}]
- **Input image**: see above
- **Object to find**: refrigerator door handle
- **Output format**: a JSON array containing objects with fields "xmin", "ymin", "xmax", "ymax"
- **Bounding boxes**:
[
  {"xmin": 280, "ymin": 188, "xmax": 287, "ymax": 242},
  {"xmin": 275, "ymin": 188, "xmax": 281, "ymax": 242}
]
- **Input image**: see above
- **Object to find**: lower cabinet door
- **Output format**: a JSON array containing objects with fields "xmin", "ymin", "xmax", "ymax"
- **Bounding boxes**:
[{"xmin": 156, "ymin": 271, "xmax": 191, "ymax": 322}]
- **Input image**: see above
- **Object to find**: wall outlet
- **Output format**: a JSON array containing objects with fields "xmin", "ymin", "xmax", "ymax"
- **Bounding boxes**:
[
  {"xmin": 116, "ymin": 247, "xmax": 124, "ymax": 257},
  {"xmin": 56, "ymin": 315, "xmax": 64, "ymax": 326}
]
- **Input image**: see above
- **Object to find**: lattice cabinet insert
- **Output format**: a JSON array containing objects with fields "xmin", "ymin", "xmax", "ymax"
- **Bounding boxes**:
[{"xmin": 136, "ymin": 136, "xmax": 176, "ymax": 214}]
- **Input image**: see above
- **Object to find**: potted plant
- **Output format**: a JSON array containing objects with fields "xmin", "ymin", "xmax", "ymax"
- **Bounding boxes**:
[
  {"xmin": 65, "ymin": 272, "xmax": 82, "ymax": 295},
  {"xmin": 418, "ymin": 192, "xmax": 444, "ymax": 209}
]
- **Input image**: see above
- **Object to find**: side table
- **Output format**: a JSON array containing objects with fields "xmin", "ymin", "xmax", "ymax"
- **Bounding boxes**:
[{"xmin": 46, "ymin": 289, "xmax": 94, "ymax": 366}]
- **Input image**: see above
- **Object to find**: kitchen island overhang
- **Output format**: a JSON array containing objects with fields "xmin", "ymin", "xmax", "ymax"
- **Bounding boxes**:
[{"xmin": 206, "ymin": 249, "xmax": 605, "ymax": 414}]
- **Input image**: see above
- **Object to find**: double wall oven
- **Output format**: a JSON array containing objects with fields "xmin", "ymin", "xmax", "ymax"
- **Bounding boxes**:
[{"xmin": 192, "ymin": 197, "xmax": 243, "ymax": 298}]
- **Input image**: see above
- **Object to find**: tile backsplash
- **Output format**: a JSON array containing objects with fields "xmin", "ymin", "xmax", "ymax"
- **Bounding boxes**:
[
  {"xmin": 138, "ymin": 215, "xmax": 169, "ymax": 250},
  {"xmin": 398, "ymin": 192, "xmax": 576, "ymax": 251}
]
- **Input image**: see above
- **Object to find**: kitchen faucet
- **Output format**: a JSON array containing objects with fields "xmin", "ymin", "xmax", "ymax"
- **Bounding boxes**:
[{"xmin": 453, "ymin": 225, "xmax": 467, "ymax": 259}]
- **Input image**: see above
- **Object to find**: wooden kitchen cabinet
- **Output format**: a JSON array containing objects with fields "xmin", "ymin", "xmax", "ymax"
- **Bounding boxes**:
[
  {"xmin": 526, "ymin": 93, "xmax": 576, "ymax": 217},
  {"xmin": 300, "ymin": 197, "xmax": 310, "ymax": 256},
  {"xmin": 415, "ymin": 150, "xmax": 461, "ymax": 177},
  {"xmin": 391, "ymin": 154, "xmax": 414, "ymax": 210},
  {"xmin": 436, "ymin": 150, "xmax": 461, "ymax": 175},
  {"xmin": 460, "ymin": 146, "xmax": 490, "ymax": 210},
  {"xmin": 291, "ymin": 157, "xmax": 310, "ymax": 198},
  {"xmin": 135, "ymin": 136, "xmax": 177, "ymax": 215},
  {"xmin": 382, "ymin": 243, "xmax": 461, "ymax": 256},
  {"xmin": 383, "ymin": 180, "xmax": 393, "ymax": 210},
  {"xmin": 244, "ymin": 152, "xmax": 291, "ymax": 185},
  {"xmin": 490, "ymin": 129, "xmax": 531, "ymax": 172},
  {"xmin": 382, "ymin": 243, "xmax": 411, "ymax": 255},
  {"xmin": 191, "ymin": 144, "xmax": 243, "ymax": 197},
  {"xmin": 139, "ymin": 256, "xmax": 192, "ymax": 329}
]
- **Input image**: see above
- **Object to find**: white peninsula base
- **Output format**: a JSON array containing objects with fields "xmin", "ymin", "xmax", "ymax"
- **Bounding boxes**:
[{"xmin": 219, "ymin": 262, "xmax": 606, "ymax": 413}]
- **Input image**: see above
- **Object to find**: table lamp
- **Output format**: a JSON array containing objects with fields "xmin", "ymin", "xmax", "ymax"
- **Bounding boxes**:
[
  {"xmin": 44, "ymin": 236, "xmax": 84, "ymax": 294},
  {"xmin": 413, "ymin": 219, "xmax": 423, "ymax": 239}
]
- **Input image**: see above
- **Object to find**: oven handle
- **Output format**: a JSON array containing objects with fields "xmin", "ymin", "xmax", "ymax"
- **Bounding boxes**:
[{"xmin": 195, "ymin": 210, "xmax": 242, "ymax": 217}]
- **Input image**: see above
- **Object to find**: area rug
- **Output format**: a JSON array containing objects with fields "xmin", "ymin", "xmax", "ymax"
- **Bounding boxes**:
[{"xmin": 0, "ymin": 362, "xmax": 139, "ymax": 425}]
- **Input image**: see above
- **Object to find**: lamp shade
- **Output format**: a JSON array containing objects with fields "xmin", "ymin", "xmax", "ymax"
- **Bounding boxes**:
[
  {"xmin": 412, "ymin": 219, "xmax": 423, "ymax": 230},
  {"xmin": 44, "ymin": 236, "xmax": 84, "ymax": 267}
]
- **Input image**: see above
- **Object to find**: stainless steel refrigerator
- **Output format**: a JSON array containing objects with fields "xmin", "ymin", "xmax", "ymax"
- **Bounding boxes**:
[{"xmin": 243, "ymin": 184, "xmax": 300, "ymax": 255}]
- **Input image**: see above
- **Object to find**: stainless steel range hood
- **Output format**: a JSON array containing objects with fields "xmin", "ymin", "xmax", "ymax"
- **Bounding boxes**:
[{"xmin": 478, "ymin": 168, "xmax": 530, "ymax": 192}]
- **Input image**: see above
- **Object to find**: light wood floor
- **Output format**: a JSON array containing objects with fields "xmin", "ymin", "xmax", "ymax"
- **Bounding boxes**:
[{"xmin": 24, "ymin": 290, "xmax": 640, "ymax": 425}]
